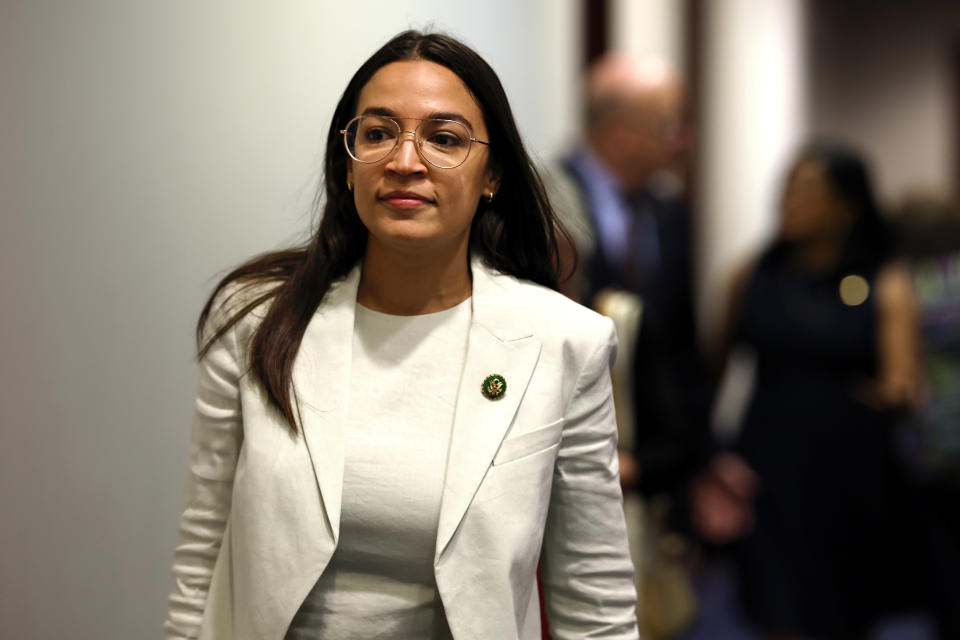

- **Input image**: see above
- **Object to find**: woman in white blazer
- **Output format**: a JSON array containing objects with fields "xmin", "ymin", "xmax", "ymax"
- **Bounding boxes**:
[{"xmin": 165, "ymin": 31, "xmax": 638, "ymax": 640}]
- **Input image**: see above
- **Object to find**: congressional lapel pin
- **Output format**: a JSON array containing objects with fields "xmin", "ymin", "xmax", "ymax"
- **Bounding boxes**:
[{"xmin": 481, "ymin": 374, "xmax": 507, "ymax": 401}]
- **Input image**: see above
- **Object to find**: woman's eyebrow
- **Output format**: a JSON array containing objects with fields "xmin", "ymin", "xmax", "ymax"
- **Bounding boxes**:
[
  {"xmin": 360, "ymin": 106, "xmax": 396, "ymax": 117},
  {"xmin": 428, "ymin": 112, "xmax": 474, "ymax": 130},
  {"xmin": 359, "ymin": 106, "xmax": 475, "ymax": 130}
]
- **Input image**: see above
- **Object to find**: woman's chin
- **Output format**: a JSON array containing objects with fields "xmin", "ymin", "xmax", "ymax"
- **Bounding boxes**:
[{"xmin": 367, "ymin": 225, "xmax": 468, "ymax": 257}]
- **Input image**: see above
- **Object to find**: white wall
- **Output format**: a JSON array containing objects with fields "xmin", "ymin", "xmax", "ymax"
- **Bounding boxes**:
[
  {"xmin": 0, "ymin": 2, "xmax": 577, "ymax": 637},
  {"xmin": 697, "ymin": 0, "xmax": 809, "ymax": 339},
  {"xmin": 807, "ymin": 1, "xmax": 959, "ymax": 205},
  {"xmin": 609, "ymin": 0, "xmax": 685, "ymax": 71}
]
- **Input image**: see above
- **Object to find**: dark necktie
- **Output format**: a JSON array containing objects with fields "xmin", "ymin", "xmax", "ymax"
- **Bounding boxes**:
[{"xmin": 621, "ymin": 192, "xmax": 661, "ymax": 293}]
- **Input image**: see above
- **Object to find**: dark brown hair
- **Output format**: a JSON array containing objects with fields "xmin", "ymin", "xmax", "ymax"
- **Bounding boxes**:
[{"xmin": 196, "ymin": 30, "xmax": 571, "ymax": 432}]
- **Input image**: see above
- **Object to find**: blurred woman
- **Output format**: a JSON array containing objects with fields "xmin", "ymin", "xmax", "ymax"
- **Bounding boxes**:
[
  {"xmin": 693, "ymin": 143, "xmax": 920, "ymax": 639},
  {"xmin": 163, "ymin": 31, "xmax": 638, "ymax": 640}
]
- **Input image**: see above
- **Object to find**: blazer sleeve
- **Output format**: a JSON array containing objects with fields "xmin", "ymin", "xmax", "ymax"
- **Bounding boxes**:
[
  {"xmin": 164, "ymin": 303, "xmax": 244, "ymax": 639},
  {"xmin": 540, "ymin": 319, "xmax": 640, "ymax": 639}
]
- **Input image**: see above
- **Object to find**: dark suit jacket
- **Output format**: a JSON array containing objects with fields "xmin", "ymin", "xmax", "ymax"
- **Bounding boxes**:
[{"xmin": 561, "ymin": 156, "xmax": 712, "ymax": 499}]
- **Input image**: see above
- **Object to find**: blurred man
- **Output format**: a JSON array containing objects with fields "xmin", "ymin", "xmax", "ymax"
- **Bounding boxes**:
[
  {"xmin": 544, "ymin": 55, "xmax": 712, "ymax": 638},
  {"xmin": 555, "ymin": 54, "xmax": 710, "ymax": 502}
]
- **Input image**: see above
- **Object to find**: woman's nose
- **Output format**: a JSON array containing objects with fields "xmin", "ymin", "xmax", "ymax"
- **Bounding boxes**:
[{"xmin": 387, "ymin": 132, "xmax": 427, "ymax": 174}]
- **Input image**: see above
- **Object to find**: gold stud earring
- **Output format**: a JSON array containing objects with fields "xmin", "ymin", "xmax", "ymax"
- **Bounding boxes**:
[
  {"xmin": 347, "ymin": 180, "xmax": 354, "ymax": 192},
  {"xmin": 484, "ymin": 191, "xmax": 495, "ymax": 202}
]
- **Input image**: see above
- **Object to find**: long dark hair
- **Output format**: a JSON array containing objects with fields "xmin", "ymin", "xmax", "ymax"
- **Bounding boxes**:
[
  {"xmin": 775, "ymin": 141, "xmax": 890, "ymax": 279},
  {"xmin": 196, "ymin": 30, "xmax": 570, "ymax": 432}
]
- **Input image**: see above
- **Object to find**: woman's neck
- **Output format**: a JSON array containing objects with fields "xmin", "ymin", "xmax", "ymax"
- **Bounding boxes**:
[
  {"xmin": 788, "ymin": 235, "xmax": 844, "ymax": 275},
  {"xmin": 357, "ymin": 242, "xmax": 472, "ymax": 315}
]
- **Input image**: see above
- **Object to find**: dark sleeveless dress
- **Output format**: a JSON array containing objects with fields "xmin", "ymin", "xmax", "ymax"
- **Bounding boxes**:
[{"xmin": 733, "ymin": 249, "xmax": 903, "ymax": 636}]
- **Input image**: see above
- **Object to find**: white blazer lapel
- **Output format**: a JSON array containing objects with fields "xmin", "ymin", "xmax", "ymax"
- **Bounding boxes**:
[
  {"xmin": 436, "ymin": 258, "xmax": 542, "ymax": 559},
  {"xmin": 291, "ymin": 265, "xmax": 361, "ymax": 544}
]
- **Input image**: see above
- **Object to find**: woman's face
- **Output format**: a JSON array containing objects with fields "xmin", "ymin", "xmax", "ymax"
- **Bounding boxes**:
[
  {"xmin": 779, "ymin": 159, "xmax": 851, "ymax": 242},
  {"xmin": 347, "ymin": 60, "xmax": 499, "ymax": 259}
]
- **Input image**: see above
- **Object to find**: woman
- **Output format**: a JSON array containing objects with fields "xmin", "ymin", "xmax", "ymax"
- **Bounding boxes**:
[
  {"xmin": 164, "ymin": 31, "xmax": 638, "ymax": 640},
  {"xmin": 693, "ymin": 143, "xmax": 920, "ymax": 639}
]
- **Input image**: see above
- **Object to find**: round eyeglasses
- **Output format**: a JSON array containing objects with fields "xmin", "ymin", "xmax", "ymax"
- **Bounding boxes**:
[{"xmin": 341, "ymin": 115, "xmax": 490, "ymax": 169}]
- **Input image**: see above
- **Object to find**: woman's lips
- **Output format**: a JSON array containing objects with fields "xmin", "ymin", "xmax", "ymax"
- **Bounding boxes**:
[{"xmin": 380, "ymin": 191, "xmax": 434, "ymax": 209}]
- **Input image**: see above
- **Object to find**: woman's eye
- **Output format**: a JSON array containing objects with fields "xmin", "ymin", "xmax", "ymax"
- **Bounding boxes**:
[
  {"xmin": 363, "ymin": 127, "xmax": 395, "ymax": 143},
  {"xmin": 428, "ymin": 131, "xmax": 464, "ymax": 148}
]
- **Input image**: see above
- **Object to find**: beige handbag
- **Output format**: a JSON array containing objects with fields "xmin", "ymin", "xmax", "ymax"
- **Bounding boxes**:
[{"xmin": 638, "ymin": 497, "xmax": 697, "ymax": 640}]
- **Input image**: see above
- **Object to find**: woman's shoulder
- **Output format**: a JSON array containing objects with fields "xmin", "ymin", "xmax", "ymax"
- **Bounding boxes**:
[
  {"xmin": 200, "ymin": 277, "xmax": 283, "ymax": 351},
  {"xmin": 201, "ymin": 249, "xmax": 310, "ymax": 334},
  {"xmin": 873, "ymin": 259, "xmax": 915, "ymax": 310},
  {"xmin": 484, "ymin": 269, "xmax": 615, "ymax": 346},
  {"xmin": 214, "ymin": 277, "xmax": 280, "ymax": 317}
]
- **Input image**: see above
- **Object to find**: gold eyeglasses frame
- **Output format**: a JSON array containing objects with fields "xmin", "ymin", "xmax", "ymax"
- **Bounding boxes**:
[{"xmin": 340, "ymin": 114, "xmax": 490, "ymax": 170}]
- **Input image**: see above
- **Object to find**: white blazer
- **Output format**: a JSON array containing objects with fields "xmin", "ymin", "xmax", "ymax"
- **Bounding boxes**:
[{"xmin": 165, "ymin": 257, "xmax": 638, "ymax": 640}]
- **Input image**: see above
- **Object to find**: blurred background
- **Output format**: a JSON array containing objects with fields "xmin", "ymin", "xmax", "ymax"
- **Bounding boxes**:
[{"xmin": 1, "ymin": 0, "xmax": 957, "ymax": 638}]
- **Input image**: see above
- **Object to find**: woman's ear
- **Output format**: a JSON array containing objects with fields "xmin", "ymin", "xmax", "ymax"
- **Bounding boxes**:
[{"xmin": 484, "ymin": 163, "xmax": 502, "ymax": 198}]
